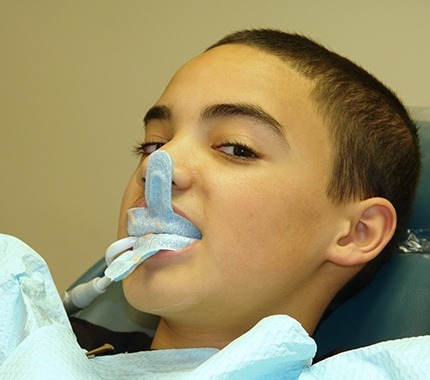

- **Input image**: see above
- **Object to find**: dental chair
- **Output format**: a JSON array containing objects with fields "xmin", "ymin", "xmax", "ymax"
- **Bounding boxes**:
[{"xmin": 69, "ymin": 112, "xmax": 430, "ymax": 359}]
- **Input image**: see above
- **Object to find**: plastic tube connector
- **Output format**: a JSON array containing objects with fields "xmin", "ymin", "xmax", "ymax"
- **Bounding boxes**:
[{"xmin": 63, "ymin": 276, "xmax": 111, "ymax": 315}]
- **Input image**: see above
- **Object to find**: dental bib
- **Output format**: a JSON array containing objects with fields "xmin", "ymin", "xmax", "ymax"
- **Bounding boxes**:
[{"xmin": 105, "ymin": 150, "xmax": 202, "ymax": 281}]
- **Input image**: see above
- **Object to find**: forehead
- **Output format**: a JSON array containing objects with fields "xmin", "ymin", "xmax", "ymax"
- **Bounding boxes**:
[
  {"xmin": 157, "ymin": 44, "xmax": 330, "ymax": 159},
  {"xmin": 158, "ymin": 44, "xmax": 320, "ymax": 128}
]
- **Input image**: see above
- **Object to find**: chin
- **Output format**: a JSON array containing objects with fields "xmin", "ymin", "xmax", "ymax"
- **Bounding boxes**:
[{"xmin": 122, "ymin": 270, "xmax": 199, "ymax": 315}]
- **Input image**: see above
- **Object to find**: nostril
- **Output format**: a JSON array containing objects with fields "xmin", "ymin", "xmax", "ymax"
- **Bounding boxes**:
[{"xmin": 136, "ymin": 174, "xmax": 146, "ymax": 187}]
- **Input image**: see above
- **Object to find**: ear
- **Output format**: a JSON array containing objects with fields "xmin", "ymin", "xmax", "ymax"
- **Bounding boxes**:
[{"xmin": 327, "ymin": 198, "xmax": 397, "ymax": 267}]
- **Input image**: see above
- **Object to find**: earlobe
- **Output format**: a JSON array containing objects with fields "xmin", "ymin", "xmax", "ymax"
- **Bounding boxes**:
[{"xmin": 328, "ymin": 198, "xmax": 397, "ymax": 267}]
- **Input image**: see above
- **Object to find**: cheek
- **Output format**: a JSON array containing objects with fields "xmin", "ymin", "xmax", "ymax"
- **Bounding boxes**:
[
  {"xmin": 117, "ymin": 171, "xmax": 142, "ymax": 238},
  {"xmin": 205, "ymin": 183, "xmax": 287, "ymax": 256},
  {"xmin": 206, "ymin": 178, "xmax": 327, "ymax": 270}
]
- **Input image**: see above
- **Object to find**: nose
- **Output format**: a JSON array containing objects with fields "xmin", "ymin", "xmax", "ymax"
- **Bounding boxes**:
[{"xmin": 139, "ymin": 148, "xmax": 193, "ymax": 192}]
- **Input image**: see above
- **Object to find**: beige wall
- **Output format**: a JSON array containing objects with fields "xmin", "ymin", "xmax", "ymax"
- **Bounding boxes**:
[{"xmin": 1, "ymin": 0, "xmax": 429, "ymax": 295}]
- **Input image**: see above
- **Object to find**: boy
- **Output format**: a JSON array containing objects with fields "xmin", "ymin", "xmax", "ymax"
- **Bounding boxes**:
[
  {"xmin": 2, "ymin": 29, "xmax": 425, "ymax": 378},
  {"xmin": 117, "ymin": 29, "xmax": 420, "ymax": 350}
]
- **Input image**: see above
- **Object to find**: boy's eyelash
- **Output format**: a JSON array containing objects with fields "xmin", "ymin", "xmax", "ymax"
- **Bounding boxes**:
[
  {"xmin": 215, "ymin": 140, "xmax": 261, "ymax": 161},
  {"xmin": 132, "ymin": 142, "xmax": 145, "ymax": 156},
  {"xmin": 132, "ymin": 143, "xmax": 143, "ymax": 156},
  {"xmin": 132, "ymin": 140, "xmax": 261, "ymax": 162},
  {"xmin": 132, "ymin": 141, "xmax": 165, "ymax": 157}
]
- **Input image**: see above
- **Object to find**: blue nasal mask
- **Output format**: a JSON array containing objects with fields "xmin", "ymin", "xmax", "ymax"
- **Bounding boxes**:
[{"xmin": 105, "ymin": 150, "xmax": 202, "ymax": 281}]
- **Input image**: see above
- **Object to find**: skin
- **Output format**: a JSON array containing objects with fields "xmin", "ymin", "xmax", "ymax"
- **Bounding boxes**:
[{"xmin": 118, "ymin": 44, "xmax": 396, "ymax": 350}]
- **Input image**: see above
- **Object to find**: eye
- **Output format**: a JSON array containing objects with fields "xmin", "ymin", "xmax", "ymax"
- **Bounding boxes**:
[
  {"xmin": 133, "ymin": 141, "xmax": 165, "ymax": 157},
  {"xmin": 215, "ymin": 140, "xmax": 261, "ymax": 161}
]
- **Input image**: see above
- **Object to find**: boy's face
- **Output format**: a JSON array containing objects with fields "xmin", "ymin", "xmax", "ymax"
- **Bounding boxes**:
[{"xmin": 119, "ymin": 45, "xmax": 343, "ymax": 330}]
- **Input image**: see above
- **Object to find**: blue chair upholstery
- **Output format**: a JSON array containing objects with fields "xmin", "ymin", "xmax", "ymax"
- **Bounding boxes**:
[{"xmin": 71, "ymin": 112, "xmax": 430, "ymax": 357}]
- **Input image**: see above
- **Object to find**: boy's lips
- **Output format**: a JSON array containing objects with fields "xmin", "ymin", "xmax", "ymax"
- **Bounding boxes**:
[
  {"xmin": 145, "ymin": 239, "xmax": 199, "ymax": 263},
  {"xmin": 105, "ymin": 233, "xmax": 200, "ymax": 281}
]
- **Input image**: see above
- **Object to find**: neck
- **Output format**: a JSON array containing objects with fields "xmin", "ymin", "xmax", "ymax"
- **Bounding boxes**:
[{"xmin": 151, "ymin": 317, "xmax": 249, "ymax": 350}]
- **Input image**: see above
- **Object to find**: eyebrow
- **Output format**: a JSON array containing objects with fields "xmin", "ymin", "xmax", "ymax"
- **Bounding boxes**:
[
  {"xmin": 143, "ymin": 105, "xmax": 171, "ymax": 125},
  {"xmin": 201, "ymin": 103, "xmax": 286, "ymax": 141},
  {"xmin": 143, "ymin": 103, "xmax": 287, "ymax": 143}
]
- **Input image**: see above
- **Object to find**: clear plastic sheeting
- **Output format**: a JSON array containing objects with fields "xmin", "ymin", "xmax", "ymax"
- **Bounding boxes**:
[{"xmin": 398, "ymin": 229, "xmax": 430, "ymax": 253}]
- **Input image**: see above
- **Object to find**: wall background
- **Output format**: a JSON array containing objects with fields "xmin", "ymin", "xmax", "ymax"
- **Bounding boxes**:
[{"xmin": 1, "ymin": 0, "xmax": 429, "ymax": 294}]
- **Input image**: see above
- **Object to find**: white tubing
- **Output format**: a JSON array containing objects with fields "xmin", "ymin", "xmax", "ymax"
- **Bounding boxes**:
[
  {"xmin": 63, "ymin": 237, "xmax": 138, "ymax": 315},
  {"xmin": 104, "ymin": 236, "xmax": 138, "ymax": 265}
]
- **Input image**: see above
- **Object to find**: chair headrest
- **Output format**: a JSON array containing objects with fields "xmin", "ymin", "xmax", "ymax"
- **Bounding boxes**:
[{"xmin": 409, "ymin": 109, "xmax": 430, "ymax": 230}]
